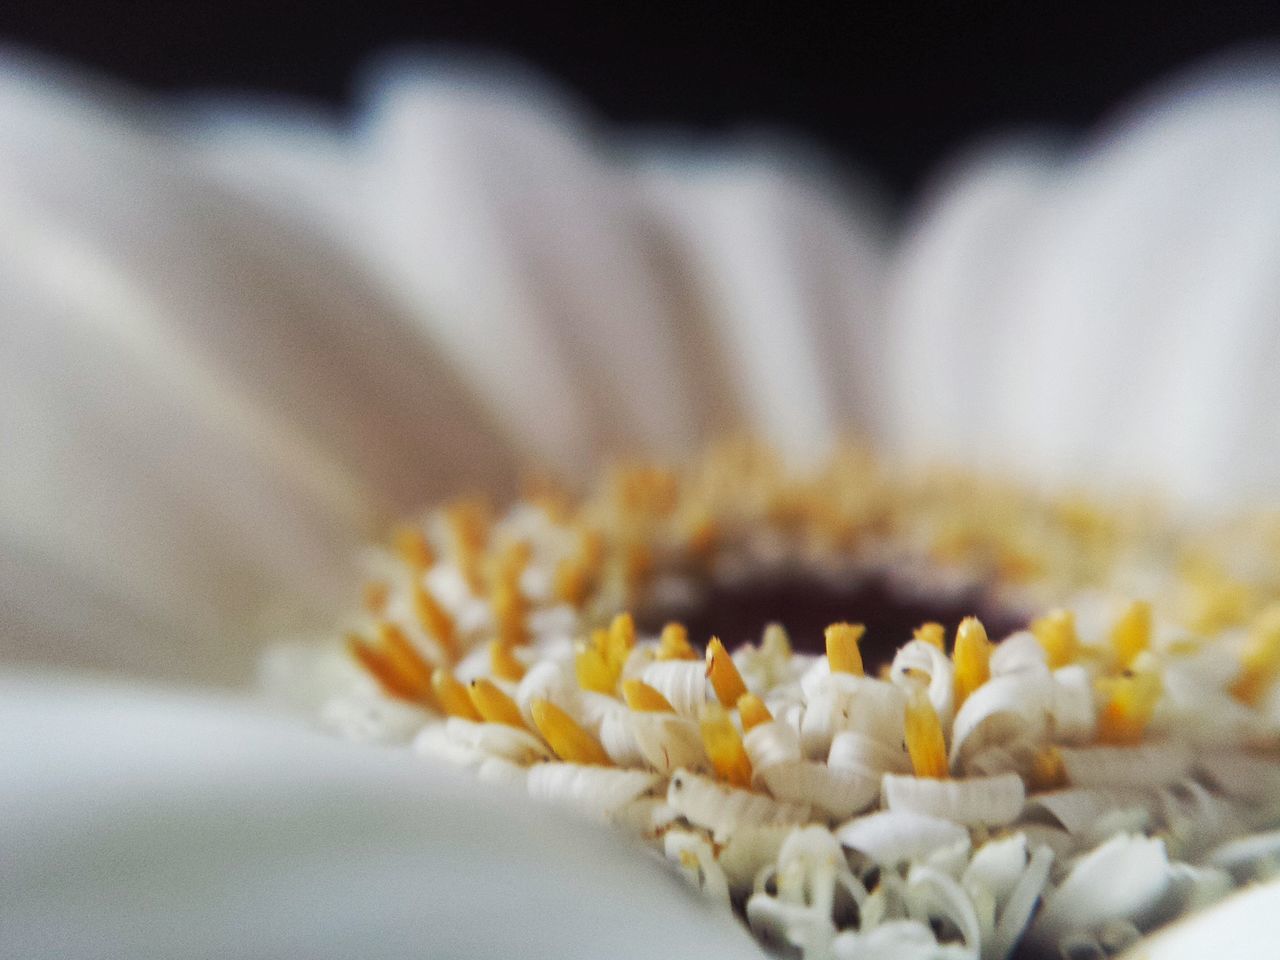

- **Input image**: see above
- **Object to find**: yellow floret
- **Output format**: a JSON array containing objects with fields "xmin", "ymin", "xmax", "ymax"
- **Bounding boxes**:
[
  {"xmin": 1229, "ymin": 604, "xmax": 1280, "ymax": 706},
  {"xmin": 575, "ymin": 641, "xmax": 616, "ymax": 694},
  {"xmin": 530, "ymin": 699, "xmax": 612, "ymax": 766},
  {"xmin": 431, "ymin": 667, "xmax": 481, "ymax": 721},
  {"xmin": 1109, "ymin": 600, "xmax": 1152, "ymax": 669},
  {"xmin": 489, "ymin": 640, "xmax": 526, "ymax": 682},
  {"xmin": 914, "ymin": 622, "xmax": 946, "ymax": 651},
  {"xmin": 467, "ymin": 678, "xmax": 526, "ymax": 729},
  {"xmin": 825, "ymin": 622, "xmax": 866, "ymax": 675},
  {"xmin": 621, "ymin": 679, "xmax": 676, "ymax": 713},
  {"xmin": 392, "ymin": 523, "xmax": 434, "ymax": 572},
  {"xmin": 1095, "ymin": 671, "xmax": 1162, "ymax": 745},
  {"xmin": 699, "ymin": 703, "xmax": 753, "ymax": 788},
  {"xmin": 657, "ymin": 622, "xmax": 699, "ymax": 661},
  {"xmin": 1031, "ymin": 608, "xmax": 1079, "ymax": 669},
  {"xmin": 904, "ymin": 684, "xmax": 949, "ymax": 779},
  {"xmin": 952, "ymin": 617, "xmax": 991, "ymax": 707},
  {"xmin": 706, "ymin": 637, "xmax": 749, "ymax": 707},
  {"xmin": 736, "ymin": 693, "xmax": 773, "ymax": 731},
  {"xmin": 412, "ymin": 582, "xmax": 459, "ymax": 663}
]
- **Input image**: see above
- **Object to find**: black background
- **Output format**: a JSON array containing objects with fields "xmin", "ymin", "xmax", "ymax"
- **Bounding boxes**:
[{"xmin": 3, "ymin": 2, "xmax": 1279, "ymax": 201}]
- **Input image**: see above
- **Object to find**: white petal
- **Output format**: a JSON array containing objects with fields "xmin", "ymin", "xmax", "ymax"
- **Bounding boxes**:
[
  {"xmin": 836, "ymin": 810, "xmax": 970, "ymax": 867},
  {"xmin": 882, "ymin": 773, "xmax": 1025, "ymax": 827}
]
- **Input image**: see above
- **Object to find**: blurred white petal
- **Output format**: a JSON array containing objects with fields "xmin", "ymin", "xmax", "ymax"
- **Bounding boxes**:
[{"xmin": 0, "ymin": 672, "xmax": 763, "ymax": 960}]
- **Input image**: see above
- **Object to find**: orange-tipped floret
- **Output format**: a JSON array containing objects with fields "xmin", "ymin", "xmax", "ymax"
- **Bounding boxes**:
[
  {"xmin": 605, "ymin": 612, "xmax": 636, "ymax": 673},
  {"xmin": 826, "ymin": 622, "xmax": 866, "ymax": 675},
  {"xmin": 1230, "ymin": 605, "xmax": 1280, "ymax": 705},
  {"xmin": 904, "ymin": 684, "xmax": 949, "ymax": 779},
  {"xmin": 914, "ymin": 622, "xmax": 946, "ymax": 651},
  {"xmin": 657, "ymin": 622, "xmax": 699, "ymax": 661},
  {"xmin": 412, "ymin": 582, "xmax": 459, "ymax": 663},
  {"xmin": 530, "ymin": 699, "xmax": 612, "ymax": 765},
  {"xmin": 1109, "ymin": 600, "xmax": 1152, "ymax": 669},
  {"xmin": 706, "ymin": 637, "xmax": 749, "ymax": 707},
  {"xmin": 491, "ymin": 578, "xmax": 528, "ymax": 647},
  {"xmin": 445, "ymin": 498, "xmax": 492, "ymax": 595},
  {"xmin": 346, "ymin": 623, "xmax": 436, "ymax": 706},
  {"xmin": 362, "ymin": 580, "xmax": 390, "ymax": 616},
  {"xmin": 1095, "ymin": 671, "xmax": 1162, "ymax": 745},
  {"xmin": 699, "ymin": 703, "xmax": 753, "ymax": 788},
  {"xmin": 489, "ymin": 640, "xmax": 526, "ymax": 682},
  {"xmin": 575, "ymin": 638, "xmax": 616, "ymax": 694},
  {"xmin": 553, "ymin": 555, "xmax": 591, "ymax": 608},
  {"xmin": 953, "ymin": 617, "xmax": 991, "ymax": 707},
  {"xmin": 1032, "ymin": 608, "xmax": 1079, "ymax": 669},
  {"xmin": 622, "ymin": 679, "xmax": 676, "ymax": 713},
  {"xmin": 736, "ymin": 693, "xmax": 773, "ymax": 731},
  {"xmin": 393, "ymin": 523, "xmax": 434, "ymax": 573},
  {"xmin": 431, "ymin": 667, "xmax": 482, "ymax": 721},
  {"xmin": 468, "ymin": 678, "xmax": 526, "ymax": 728}
]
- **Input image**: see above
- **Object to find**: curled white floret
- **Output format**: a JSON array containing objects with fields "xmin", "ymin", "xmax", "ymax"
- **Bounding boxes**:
[
  {"xmin": 515, "ymin": 660, "xmax": 580, "ymax": 727},
  {"xmin": 762, "ymin": 761, "xmax": 880, "ymax": 822},
  {"xmin": 963, "ymin": 834, "xmax": 1030, "ymax": 910},
  {"xmin": 667, "ymin": 769, "xmax": 811, "ymax": 841},
  {"xmin": 882, "ymin": 773, "xmax": 1025, "ymax": 827},
  {"xmin": 1058, "ymin": 742, "xmax": 1192, "ymax": 789},
  {"xmin": 989, "ymin": 631, "xmax": 1050, "ymax": 678},
  {"xmin": 1193, "ymin": 750, "xmax": 1280, "ymax": 802},
  {"xmin": 890, "ymin": 639, "xmax": 956, "ymax": 730},
  {"xmin": 744, "ymin": 719, "xmax": 804, "ymax": 774},
  {"xmin": 641, "ymin": 660, "xmax": 708, "ymax": 718},
  {"xmin": 993, "ymin": 844, "xmax": 1054, "ymax": 960},
  {"xmin": 903, "ymin": 864, "xmax": 982, "ymax": 958},
  {"xmin": 836, "ymin": 810, "xmax": 970, "ymax": 866},
  {"xmin": 526, "ymin": 763, "xmax": 661, "ymax": 821},
  {"xmin": 1049, "ymin": 666, "xmax": 1097, "ymax": 745},
  {"xmin": 949, "ymin": 674, "xmax": 1051, "ymax": 769},
  {"xmin": 1205, "ymin": 828, "xmax": 1280, "ymax": 881},
  {"xmin": 474, "ymin": 756, "xmax": 529, "ymax": 790},
  {"xmin": 664, "ymin": 830, "xmax": 731, "ymax": 908},
  {"xmin": 598, "ymin": 705, "xmax": 646, "ymax": 768},
  {"xmin": 629, "ymin": 711, "xmax": 707, "ymax": 774},
  {"xmin": 833, "ymin": 919, "xmax": 970, "ymax": 960},
  {"xmin": 717, "ymin": 824, "xmax": 793, "ymax": 894},
  {"xmin": 1023, "ymin": 788, "xmax": 1151, "ymax": 838},
  {"xmin": 828, "ymin": 730, "xmax": 912, "ymax": 777},
  {"xmin": 1156, "ymin": 779, "xmax": 1245, "ymax": 858},
  {"xmin": 800, "ymin": 673, "xmax": 906, "ymax": 758},
  {"xmin": 746, "ymin": 826, "xmax": 869, "ymax": 958},
  {"xmin": 436, "ymin": 717, "xmax": 553, "ymax": 765},
  {"xmin": 1031, "ymin": 833, "xmax": 1174, "ymax": 947}
]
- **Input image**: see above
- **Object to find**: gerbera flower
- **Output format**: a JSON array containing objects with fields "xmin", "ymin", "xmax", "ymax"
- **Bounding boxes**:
[{"xmin": 4, "ymin": 46, "xmax": 1280, "ymax": 960}]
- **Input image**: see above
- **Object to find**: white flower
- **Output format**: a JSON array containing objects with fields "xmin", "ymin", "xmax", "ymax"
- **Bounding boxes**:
[{"xmin": 4, "ymin": 45, "xmax": 1280, "ymax": 959}]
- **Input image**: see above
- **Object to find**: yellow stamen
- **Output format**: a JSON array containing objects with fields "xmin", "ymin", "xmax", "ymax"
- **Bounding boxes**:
[
  {"xmin": 657, "ymin": 622, "xmax": 699, "ymax": 660},
  {"xmin": 393, "ymin": 524, "xmax": 434, "ymax": 572},
  {"xmin": 622, "ymin": 540, "xmax": 654, "ymax": 590},
  {"xmin": 1109, "ymin": 600, "xmax": 1152, "ymax": 669},
  {"xmin": 491, "ymin": 579, "xmax": 528, "ymax": 647},
  {"xmin": 375, "ymin": 622, "xmax": 435, "ymax": 702},
  {"xmin": 431, "ymin": 667, "xmax": 481, "ymax": 721},
  {"xmin": 410, "ymin": 582, "xmax": 459, "ymax": 663},
  {"xmin": 706, "ymin": 637, "xmax": 749, "ymax": 707},
  {"xmin": 1031, "ymin": 608, "xmax": 1079, "ymax": 669},
  {"xmin": 761, "ymin": 622, "xmax": 792, "ymax": 659},
  {"xmin": 737, "ymin": 693, "xmax": 773, "ymax": 730},
  {"xmin": 605, "ymin": 612, "xmax": 636, "ymax": 672},
  {"xmin": 575, "ymin": 641, "xmax": 616, "ymax": 694},
  {"xmin": 446, "ymin": 498, "xmax": 491, "ymax": 595},
  {"xmin": 362, "ymin": 580, "xmax": 390, "ymax": 616},
  {"xmin": 826, "ymin": 622, "xmax": 866, "ymax": 675},
  {"xmin": 346, "ymin": 633, "xmax": 416, "ymax": 702},
  {"xmin": 1095, "ymin": 671, "xmax": 1162, "ymax": 745},
  {"xmin": 1030, "ymin": 746, "xmax": 1066, "ymax": 790},
  {"xmin": 953, "ymin": 617, "xmax": 991, "ymax": 707},
  {"xmin": 489, "ymin": 640, "xmax": 526, "ymax": 682},
  {"xmin": 622, "ymin": 679, "xmax": 676, "ymax": 713},
  {"xmin": 914, "ymin": 622, "xmax": 946, "ymax": 651},
  {"xmin": 1229, "ymin": 604, "xmax": 1280, "ymax": 705},
  {"xmin": 467, "ymin": 678, "xmax": 526, "ymax": 729},
  {"xmin": 530, "ymin": 699, "xmax": 612, "ymax": 766},
  {"xmin": 699, "ymin": 703, "xmax": 753, "ymax": 788},
  {"xmin": 904, "ymin": 684, "xmax": 949, "ymax": 779},
  {"xmin": 552, "ymin": 555, "xmax": 591, "ymax": 608}
]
